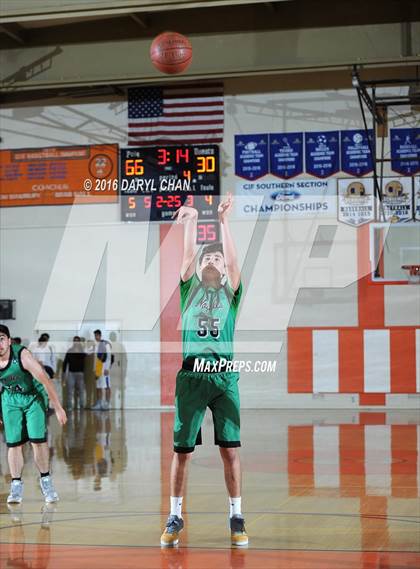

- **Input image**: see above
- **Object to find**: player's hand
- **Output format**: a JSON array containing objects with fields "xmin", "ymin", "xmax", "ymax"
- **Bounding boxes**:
[
  {"xmin": 55, "ymin": 406, "xmax": 67, "ymax": 426},
  {"xmin": 104, "ymin": 369, "xmax": 109, "ymax": 376},
  {"xmin": 218, "ymin": 192, "xmax": 234, "ymax": 222},
  {"xmin": 172, "ymin": 206, "xmax": 198, "ymax": 223}
]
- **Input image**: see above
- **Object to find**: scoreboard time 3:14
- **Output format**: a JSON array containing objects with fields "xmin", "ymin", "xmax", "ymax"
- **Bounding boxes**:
[{"xmin": 120, "ymin": 145, "xmax": 220, "ymax": 223}]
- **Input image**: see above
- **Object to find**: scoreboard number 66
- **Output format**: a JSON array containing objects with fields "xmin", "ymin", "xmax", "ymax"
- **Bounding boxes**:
[{"xmin": 125, "ymin": 159, "xmax": 144, "ymax": 176}]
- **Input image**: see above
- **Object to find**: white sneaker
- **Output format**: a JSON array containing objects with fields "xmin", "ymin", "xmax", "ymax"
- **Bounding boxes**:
[
  {"xmin": 102, "ymin": 400, "xmax": 110, "ymax": 410},
  {"xmin": 39, "ymin": 476, "xmax": 59, "ymax": 503},
  {"xmin": 7, "ymin": 480, "xmax": 23, "ymax": 504},
  {"xmin": 91, "ymin": 400, "xmax": 103, "ymax": 410}
]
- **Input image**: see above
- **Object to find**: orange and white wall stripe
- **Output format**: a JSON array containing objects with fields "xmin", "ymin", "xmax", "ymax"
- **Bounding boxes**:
[
  {"xmin": 288, "ymin": 419, "xmax": 420, "ymax": 498},
  {"xmin": 287, "ymin": 225, "xmax": 420, "ymax": 403}
]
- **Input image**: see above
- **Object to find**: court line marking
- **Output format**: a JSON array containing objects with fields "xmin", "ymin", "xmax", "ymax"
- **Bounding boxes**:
[
  {"xmin": 0, "ymin": 542, "xmax": 419, "ymax": 554},
  {"xmin": 1, "ymin": 509, "xmax": 419, "ymax": 535}
]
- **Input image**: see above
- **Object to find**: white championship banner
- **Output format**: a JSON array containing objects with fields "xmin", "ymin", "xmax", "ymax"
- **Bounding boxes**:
[
  {"xmin": 338, "ymin": 178, "xmax": 374, "ymax": 227},
  {"xmin": 235, "ymin": 177, "xmax": 336, "ymax": 218},
  {"xmin": 415, "ymin": 176, "xmax": 420, "ymax": 221},
  {"xmin": 381, "ymin": 176, "xmax": 413, "ymax": 222}
]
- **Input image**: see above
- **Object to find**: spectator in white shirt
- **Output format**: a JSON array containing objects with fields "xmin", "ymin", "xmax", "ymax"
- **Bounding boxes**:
[{"xmin": 29, "ymin": 333, "xmax": 56, "ymax": 379}]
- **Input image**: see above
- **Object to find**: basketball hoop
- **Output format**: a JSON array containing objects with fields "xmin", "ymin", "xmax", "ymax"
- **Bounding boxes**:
[{"xmin": 401, "ymin": 265, "xmax": 420, "ymax": 284}]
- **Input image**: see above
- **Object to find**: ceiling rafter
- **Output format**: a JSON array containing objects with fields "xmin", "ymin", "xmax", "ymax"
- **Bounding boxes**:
[
  {"xmin": 129, "ymin": 13, "xmax": 148, "ymax": 29},
  {"xmin": 0, "ymin": 23, "xmax": 25, "ymax": 44}
]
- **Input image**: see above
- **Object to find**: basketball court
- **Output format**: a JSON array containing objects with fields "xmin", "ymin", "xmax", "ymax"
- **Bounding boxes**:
[
  {"xmin": 0, "ymin": 1, "xmax": 419, "ymax": 568},
  {"xmin": 1, "ymin": 409, "xmax": 419, "ymax": 568}
]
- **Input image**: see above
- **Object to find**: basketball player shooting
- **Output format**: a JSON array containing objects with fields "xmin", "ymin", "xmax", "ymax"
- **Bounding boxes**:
[{"xmin": 160, "ymin": 193, "xmax": 248, "ymax": 547}]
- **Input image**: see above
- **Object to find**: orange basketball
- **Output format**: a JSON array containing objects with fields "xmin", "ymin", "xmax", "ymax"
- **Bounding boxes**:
[{"xmin": 150, "ymin": 32, "xmax": 192, "ymax": 75}]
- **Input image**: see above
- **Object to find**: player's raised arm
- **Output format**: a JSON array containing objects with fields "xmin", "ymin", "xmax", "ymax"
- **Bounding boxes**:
[
  {"xmin": 20, "ymin": 349, "xmax": 67, "ymax": 425},
  {"xmin": 218, "ymin": 193, "xmax": 240, "ymax": 291},
  {"xmin": 173, "ymin": 205, "xmax": 199, "ymax": 282}
]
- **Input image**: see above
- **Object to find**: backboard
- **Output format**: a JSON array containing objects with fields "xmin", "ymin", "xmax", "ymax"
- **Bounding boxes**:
[{"xmin": 370, "ymin": 222, "xmax": 420, "ymax": 283}]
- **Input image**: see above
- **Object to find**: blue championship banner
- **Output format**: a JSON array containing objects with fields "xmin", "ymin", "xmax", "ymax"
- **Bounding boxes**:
[
  {"xmin": 305, "ymin": 131, "xmax": 339, "ymax": 178},
  {"xmin": 390, "ymin": 128, "xmax": 420, "ymax": 175},
  {"xmin": 235, "ymin": 134, "xmax": 269, "ymax": 180},
  {"xmin": 341, "ymin": 129, "xmax": 374, "ymax": 176},
  {"xmin": 269, "ymin": 133, "xmax": 303, "ymax": 179}
]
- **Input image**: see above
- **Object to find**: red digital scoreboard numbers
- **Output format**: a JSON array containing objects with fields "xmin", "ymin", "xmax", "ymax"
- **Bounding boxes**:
[{"xmin": 120, "ymin": 145, "xmax": 220, "ymax": 243}]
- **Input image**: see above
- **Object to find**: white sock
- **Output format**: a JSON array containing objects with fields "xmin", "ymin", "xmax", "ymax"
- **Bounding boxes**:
[
  {"xmin": 170, "ymin": 496, "xmax": 183, "ymax": 518},
  {"xmin": 229, "ymin": 496, "xmax": 242, "ymax": 517}
]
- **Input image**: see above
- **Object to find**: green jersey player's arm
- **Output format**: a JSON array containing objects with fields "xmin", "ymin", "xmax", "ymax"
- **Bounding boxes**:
[
  {"xmin": 20, "ymin": 349, "xmax": 67, "ymax": 425},
  {"xmin": 173, "ymin": 205, "xmax": 199, "ymax": 282},
  {"xmin": 219, "ymin": 193, "xmax": 241, "ymax": 291}
]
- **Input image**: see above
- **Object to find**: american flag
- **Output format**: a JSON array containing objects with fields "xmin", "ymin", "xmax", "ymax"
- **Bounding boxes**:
[{"xmin": 127, "ymin": 83, "xmax": 224, "ymax": 145}]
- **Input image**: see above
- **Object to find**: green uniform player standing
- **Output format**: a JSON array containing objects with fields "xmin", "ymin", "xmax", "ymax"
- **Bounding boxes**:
[
  {"xmin": 160, "ymin": 193, "xmax": 248, "ymax": 548},
  {"xmin": 176, "ymin": 271, "xmax": 242, "ymax": 451},
  {"xmin": 0, "ymin": 325, "xmax": 67, "ymax": 504}
]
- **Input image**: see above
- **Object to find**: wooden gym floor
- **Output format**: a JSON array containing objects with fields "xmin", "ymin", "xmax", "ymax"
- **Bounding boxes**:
[{"xmin": 1, "ymin": 409, "xmax": 419, "ymax": 568}]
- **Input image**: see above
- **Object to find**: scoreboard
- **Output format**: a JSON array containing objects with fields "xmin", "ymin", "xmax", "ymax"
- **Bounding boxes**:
[
  {"xmin": 120, "ymin": 144, "xmax": 219, "ymax": 211},
  {"xmin": 120, "ymin": 145, "xmax": 220, "ymax": 243}
]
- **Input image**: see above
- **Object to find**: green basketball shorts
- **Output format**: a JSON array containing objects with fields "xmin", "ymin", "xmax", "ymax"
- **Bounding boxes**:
[
  {"xmin": 1, "ymin": 387, "xmax": 48, "ymax": 447},
  {"xmin": 174, "ymin": 369, "xmax": 241, "ymax": 453}
]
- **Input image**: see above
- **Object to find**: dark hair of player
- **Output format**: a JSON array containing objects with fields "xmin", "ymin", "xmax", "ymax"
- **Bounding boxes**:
[{"xmin": 199, "ymin": 242, "xmax": 224, "ymax": 265}]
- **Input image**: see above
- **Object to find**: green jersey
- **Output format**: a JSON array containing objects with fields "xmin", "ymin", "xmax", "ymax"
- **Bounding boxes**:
[
  {"xmin": 0, "ymin": 344, "xmax": 44, "ymax": 395},
  {"xmin": 180, "ymin": 273, "xmax": 242, "ymax": 366}
]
